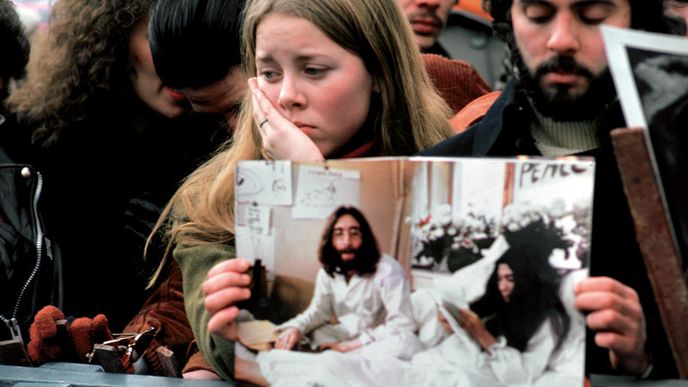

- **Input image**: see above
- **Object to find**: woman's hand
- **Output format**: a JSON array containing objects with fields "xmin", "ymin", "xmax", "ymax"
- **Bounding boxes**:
[
  {"xmin": 203, "ymin": 258, "xmax": 252, "ymax": 341},
  {"xmin": 274, "ymin": 327, "xmax": 302, "ymax": 350},
  {"xmin": 459, "ymin": 308, "xmax": 497, "ymax": 353},
  {"xmin": 248, "ymin": 78, "xmax": 324, "ymax": 161},
  {"xmin": 575, "ymin": 276, "xmax": 649, "ymax": 376}
]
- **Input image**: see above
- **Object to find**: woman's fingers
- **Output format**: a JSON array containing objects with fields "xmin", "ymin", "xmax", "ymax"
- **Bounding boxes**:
[
  {"xmin": 207, "ymin": 257, "xmax": 251, "ymax": 278},
  {"xmin": 204, "ymin": 265, "xmax": 251, "ymax": 291},
  {"xmin": 204, "ymin": 286, "xmax": 251, "ymax": 315},
  {"xmin": 203, "ymin": 258, "xmax": 252, "ymax": 315},
  {"xmin": 207, "ymin": 307, "xmax": 241, "ymax": 340},
  {"xmin": 248, "ymin": 77, "xmax": 324, "ymax": 160}
]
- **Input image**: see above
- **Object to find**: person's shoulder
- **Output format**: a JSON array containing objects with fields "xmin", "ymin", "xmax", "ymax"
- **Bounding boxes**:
[
  {"xmin": 417, "ymin": 126, "xmax": 479, "ymax": 157},
  {"xmin": 316, "ymin": 266, "xmax": 332, "ymax": 280},
  {"xmin": 419, "ymin": 81, "xmax": 519, "ymax": 158},
  {"xmin": 374, "ymin": 255, "xmax": 405, "ymax": 278},
  {"xmin": 173, "ymin": 242, "xmax": 236, "ymax": 264}
]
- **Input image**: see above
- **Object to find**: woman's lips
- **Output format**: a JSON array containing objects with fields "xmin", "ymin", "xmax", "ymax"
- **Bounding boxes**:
[
  {"xmin": 294, "ymin": 122, "xmax": 317, "ymax": 136},
  {"xmin": 164, "ymin": 87, "xmax": 187, "ymax": 101}
]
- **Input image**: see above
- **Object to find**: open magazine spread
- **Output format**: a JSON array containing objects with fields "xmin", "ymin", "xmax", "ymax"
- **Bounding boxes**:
[
  {"xmin": 234, "ymin": 157, "xmax": 595, "ymax": 386},
  {"xmin": 604, "ymin": 26, "xmax": 688, "ymax": 271}
]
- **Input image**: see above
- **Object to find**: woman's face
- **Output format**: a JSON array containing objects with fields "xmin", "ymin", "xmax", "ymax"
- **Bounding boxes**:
[
  {"xmin": 129, "ymin": 16, "xmax": 187, "ymax": 118},
  {"xmin": 255, "ymin": 13, "xmax": 374, "ymax": 157},
  {"xmin": 498, "ymin": 263, "xmax": 515, "ymax": 302}
]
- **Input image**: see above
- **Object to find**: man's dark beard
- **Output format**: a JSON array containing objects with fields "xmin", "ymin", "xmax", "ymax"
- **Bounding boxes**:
[
  {"xmin": 333, "ymin": 249, "xmax": 365, "ymax": 274},
  {"xmin": 515, "ymin": 51, "xmax": 618, "ymax": 122}
]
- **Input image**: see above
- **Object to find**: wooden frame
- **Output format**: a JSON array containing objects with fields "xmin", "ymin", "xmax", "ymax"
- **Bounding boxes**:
[{"xmin": 611, "ymin": 127, "xmax": 688, "ymax": 377}]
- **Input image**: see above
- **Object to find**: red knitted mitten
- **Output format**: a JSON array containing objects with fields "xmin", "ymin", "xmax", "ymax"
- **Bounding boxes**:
[
  {"xmin": 70, "ymin": 314, "xmax": 113, "ymax": 362},
  {"xmin": 27, "ymin": 305, "xmax": 66, "ymax": 363}
]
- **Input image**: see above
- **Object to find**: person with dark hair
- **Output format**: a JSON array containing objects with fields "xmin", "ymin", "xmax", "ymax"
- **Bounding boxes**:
[
  {"xmin": 6, "ymin": 0, "xmax": 227, "ymax": 328},
  {"xmin": 0, "ymin": 0, "xmax": 28, "ymax": 100},
  {"xmin": 468, "ymin": 221, "xmax": 571, "ymax": 353},
  {"xmin": 664, "ymin": 0, "xmax": 688, "ymax": 35},
  {"xmin": 273, "ymin": 206, "xmax": 417, "ymax": 354},
  {"xmin": 398, "ymin": 0, "xmax": 458, "ymax": 57},
  {"xmin": 420, "ymin": 0, "xmax": 678, "ymax": 378},
  {"xmin": 4, "ymin": 0, "xmax": 229, "ymax": 376},
  {"xmin": 148, "ymin": 0, "xmax": 248, "ymax": 128},
  {"xmin": 0, "ymin": 0, "xmax": 62, "ymax": 350},
  {"xmin": 248, "ymin": 206, "xmax": 418, "ymax": 385},
  {"xmin": 430, "ymin": 220, "xmax": 574, "ymax": 386}
]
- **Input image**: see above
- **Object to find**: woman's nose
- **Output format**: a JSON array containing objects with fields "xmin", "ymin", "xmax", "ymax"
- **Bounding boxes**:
[{"xmin": 277, "ymin": 74, "xmax": 307, "ymax": 110}]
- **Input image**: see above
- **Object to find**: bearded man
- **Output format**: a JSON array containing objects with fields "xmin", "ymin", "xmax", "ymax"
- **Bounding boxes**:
[
  {"xmin": 274, "ymin": 206, "xmax": 418, "ymax": 356},
  {"xmin": 420, "ymin": 0, "xmax": 677, "ymax": 378}
]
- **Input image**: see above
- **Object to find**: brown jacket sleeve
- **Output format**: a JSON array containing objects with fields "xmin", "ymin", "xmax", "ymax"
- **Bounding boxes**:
[
  {"xmin": 422, "ymin": 53, "xmax": 492, "ymax": 114},
  {"xmin": 123, "ymin": 261, "xmax": 213, "ymax": 376},
  {"xmin": 182, "ymin": 344, "xmax": 215, "ymax": 374}
]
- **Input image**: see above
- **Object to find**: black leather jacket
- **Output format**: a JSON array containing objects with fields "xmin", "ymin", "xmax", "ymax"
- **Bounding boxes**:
[{"xmin": 0, "ymin": 113, "xmax": 63, "ymax": 343}]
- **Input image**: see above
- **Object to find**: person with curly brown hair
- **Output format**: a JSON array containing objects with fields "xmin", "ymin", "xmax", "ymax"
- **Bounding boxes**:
[
  {"xmin": 4, "ymin": 0, "xmax": 228, "ymax": 372},
  {"xmin": 0, "ymin": 0, "xmax": 62, "ymax": 351}
]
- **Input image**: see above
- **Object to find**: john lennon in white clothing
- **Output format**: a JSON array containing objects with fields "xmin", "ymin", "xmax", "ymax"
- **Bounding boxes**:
[{"xmin": 257, "ymin": 206, "xmax": 420, "ymax": 386}]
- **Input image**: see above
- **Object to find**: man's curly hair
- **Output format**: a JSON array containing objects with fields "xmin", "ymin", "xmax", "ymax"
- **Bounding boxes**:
[{"xmin": 8, "ymin": 0, "xmax": 154, "ymax": 146}]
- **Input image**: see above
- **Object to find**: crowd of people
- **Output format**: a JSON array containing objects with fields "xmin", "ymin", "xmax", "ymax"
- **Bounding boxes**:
[{"xmin": 1, "ymin": 0, "xmax": 687, "ymax": 384}]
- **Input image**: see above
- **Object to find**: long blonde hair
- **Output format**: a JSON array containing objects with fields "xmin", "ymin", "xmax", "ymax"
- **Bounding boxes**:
[{"xmin": 149, "ymin": 0, "xmax": 453, "ymax": 283}]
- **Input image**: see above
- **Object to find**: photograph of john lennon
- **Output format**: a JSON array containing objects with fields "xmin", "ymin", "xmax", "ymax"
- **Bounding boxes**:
[{"xmin": 233, "ymin": 158, "xmax": 594, "ymax": 387}]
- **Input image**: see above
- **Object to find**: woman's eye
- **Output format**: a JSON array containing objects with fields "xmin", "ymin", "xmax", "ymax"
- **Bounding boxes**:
[
  {"xmin": 523, "ymin": 4, "xmax": 554, "ymax": 23},
  {"xmin": 259, "ymin": 70, "xmax": 279, "ymax": 80},
  {"xmin": 304, "ymin": 67, "xmax": 326, "ymax": 77}
]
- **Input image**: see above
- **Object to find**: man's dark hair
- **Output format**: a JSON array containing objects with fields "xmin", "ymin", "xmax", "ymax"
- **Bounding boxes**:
[
  {"xmin": 319, "ymin": 206, "xmax": 381, "ymax": 277},
  {"xmin": 488, "ymin": 0, "xmax": 670, "ymax": 43},
  {"xmin": 149, "ymin": 0, "xmax": 245, "ymax": 90},
  {"xmin": 471, "ymin": 219, "xmax": 572, "ymax": 353},
  {"xmin": 0, "ymin": 0, "xmax": 29, "ymax": 92},
  {"xmin": 485, "ymin": 0, "xmax": 671, "ymax": 121}
]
